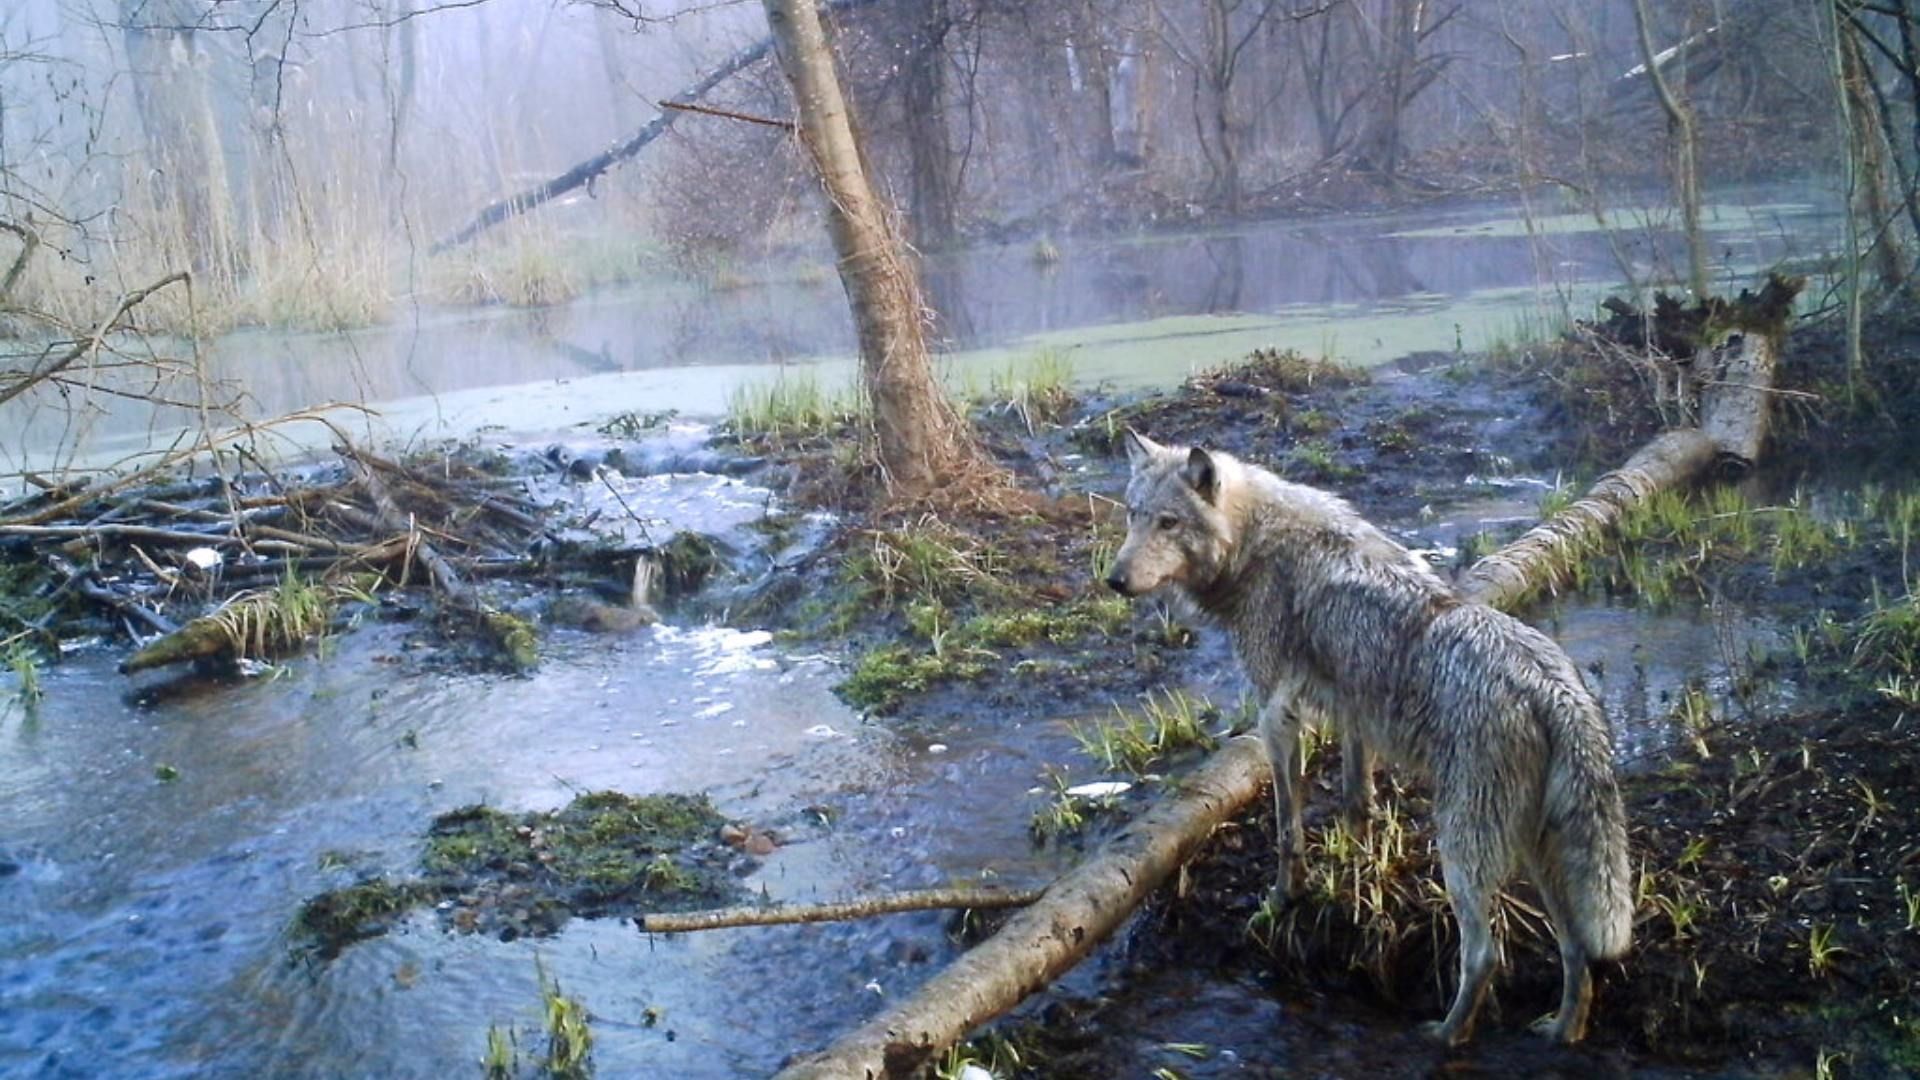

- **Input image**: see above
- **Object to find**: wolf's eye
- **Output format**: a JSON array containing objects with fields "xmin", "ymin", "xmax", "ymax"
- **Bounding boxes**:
[{"xmin": 1156, "ymin": 514, "xmax": 1179, "ymax": 531}]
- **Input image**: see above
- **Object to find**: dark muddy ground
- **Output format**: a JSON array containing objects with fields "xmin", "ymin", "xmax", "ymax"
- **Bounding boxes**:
[{"xmin": 728, "ymin": 319, "xmax": 1920, "ymax": 1077}]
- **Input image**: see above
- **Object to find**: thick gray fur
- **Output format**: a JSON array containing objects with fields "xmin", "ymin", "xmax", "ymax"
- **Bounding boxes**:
[{"xmin": 1108, "ymin": 431, "xmax": 1633, "ymax": 1045}]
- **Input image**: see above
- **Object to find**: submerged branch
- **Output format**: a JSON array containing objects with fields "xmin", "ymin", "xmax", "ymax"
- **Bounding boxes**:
[{"xmin": 641, "ymin": 886, "xmax": 1044, "ymax": 934}]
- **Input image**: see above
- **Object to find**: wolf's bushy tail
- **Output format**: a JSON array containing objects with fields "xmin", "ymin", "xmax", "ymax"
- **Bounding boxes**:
[{"xmin": 1537, "ymin": 676, "xmax": 1634, "ymax": 960}]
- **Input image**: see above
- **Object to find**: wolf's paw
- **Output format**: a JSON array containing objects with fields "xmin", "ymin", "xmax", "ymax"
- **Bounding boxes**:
[
  {"xmin": 1528, "ymin": 1013, "xmax": 1584, "ymax": 1045},
  {"xmin": 1419, "ymin": 1020, "xmax": 1468, "ymax": 1047}
]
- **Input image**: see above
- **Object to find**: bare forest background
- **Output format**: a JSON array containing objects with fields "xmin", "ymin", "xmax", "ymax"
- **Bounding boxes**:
[{"xmin": 0, "ymin": 0, "xmax": 1909, "ymax": 472}]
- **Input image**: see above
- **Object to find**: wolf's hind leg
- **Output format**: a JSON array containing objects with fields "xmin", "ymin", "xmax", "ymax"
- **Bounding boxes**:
[
  {"xmin": 1258, "ymin": 694, "xmax": 1306, "ymax": 909},
  {"xmin": 1423, "ymin": 854, "xmax": 1498, "ymax": 1046},
  {"xmin": 1528, "ymin": 868, "xmax": 1595, "ymax": 1044},
  {"xmin": 1340, "ymin": 730, "xmax": 1376, "ymax": 828}
]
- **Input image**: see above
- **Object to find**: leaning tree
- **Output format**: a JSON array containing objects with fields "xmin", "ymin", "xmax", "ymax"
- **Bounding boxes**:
[{"xmin": 761, "ymin": 0, "xmax": 1004, "ymax": 499}]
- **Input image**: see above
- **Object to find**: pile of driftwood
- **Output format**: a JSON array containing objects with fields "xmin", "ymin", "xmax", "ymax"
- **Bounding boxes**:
[{"xmin": 0, "ymin": 442, "xmax": 550, "ymax": 675}]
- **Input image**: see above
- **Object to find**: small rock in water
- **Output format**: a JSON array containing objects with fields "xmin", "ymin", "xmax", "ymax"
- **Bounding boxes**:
[
  {"xmin": 803, "ymin": 724, "xmax": 839, "ymax": 738},
  {"xmin": 926, "ymin": 743, "xmax": 949, "ymax": 754}
]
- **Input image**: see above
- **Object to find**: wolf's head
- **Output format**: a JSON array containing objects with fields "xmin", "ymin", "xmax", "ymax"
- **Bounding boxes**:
[{"xmin": 1106, "ymin": 430, "xmax": 1236, "ymax": 598}]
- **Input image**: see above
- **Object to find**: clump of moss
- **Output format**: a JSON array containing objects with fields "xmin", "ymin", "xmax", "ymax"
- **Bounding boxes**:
[
  {"xmin": 482, "ymin": 610, "xmax": 540, "ymax": 673},
  {"xmin": 297, "ymin": 791, "xmax": 739, "ymax": 959},
  {"xmin": 295, "ymin": 878, "xmax": 429, "ymax": 959},
  {"xmin": 654, "ymin": 531, "xmax": 723, "ymax": 597}
]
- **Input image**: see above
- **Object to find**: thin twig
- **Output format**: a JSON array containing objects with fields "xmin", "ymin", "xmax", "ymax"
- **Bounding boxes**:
[{"xmin": 660, "ymin": 100, "xmax": 795, "ymax": 130}]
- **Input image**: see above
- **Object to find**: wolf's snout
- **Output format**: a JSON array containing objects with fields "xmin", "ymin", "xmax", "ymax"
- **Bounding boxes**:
[{"xmin": 1104, "ymin": 572, "xmax": 1131, "ymax": 596}]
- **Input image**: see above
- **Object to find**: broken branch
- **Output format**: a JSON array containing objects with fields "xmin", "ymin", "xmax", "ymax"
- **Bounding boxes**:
[{"xmin": 641, "ymin": 886, "xmax": 1045, "ymax": 933}]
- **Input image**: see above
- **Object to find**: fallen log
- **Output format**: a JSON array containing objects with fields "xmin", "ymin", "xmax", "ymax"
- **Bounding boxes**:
[
  {"xmin": 1454, "ymin": 429, "xmax": 1713, "ymax": 609},
  {"xmin": 776, "ymin": 279, "xmax": 1804, "ymax": 1078},
  {"xmin": 119, "ymin": 573, "xmax": 385, "ymax": 674},
  {"xmin": 641, "ymin": 886, "xmax": 1045, "ymax": 934},
  {"xmin": 776, "ymin": 742, "xmax": 1272, "ymax": 1079}
]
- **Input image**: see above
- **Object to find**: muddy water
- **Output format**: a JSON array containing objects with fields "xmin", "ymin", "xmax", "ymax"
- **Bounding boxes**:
[{"xmin": 9, "ymin": 186, "xmax": 1832, "ymax": 471}]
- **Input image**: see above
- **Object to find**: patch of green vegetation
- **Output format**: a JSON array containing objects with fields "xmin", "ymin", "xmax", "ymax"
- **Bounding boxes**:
[
  {"xmin": 1290, "ymin": 407, "xmax": 1338, "ymax": 437},
  {"xmin": 1537, "ymin": 477, "xmax": 1578, "ymax": 519},
  {"xmin": 937, "ymin": 1030, "xmax": 1026, "ymax": 1080},
  {"xmin": 840, "ymin": 644, "xmax": 989, "ymax": 712},
  {"xmin": 725, "ymin": 372, "xmax": 863, "ymax": 444},
  {"xmin": 0, "ymin": 559, "xmax": 58, "ymax": 629},
  {"xmin": 971, "ymin": 348, "xmax": 1076, "ymax": 433},
  {"xmin": 961, "ymin": 595, "xmax": 1132, "ymax": 647},
  {"xmin": 842, "ymin": 594, "xmax": 1132, "ymax": 712},
  {"xmin": 482, "ymin": 1023, "xmax": 516, "ymax": 1080},
  {"xmin": 209, "ymin": 570, "xmax": 338, "ymax": 661},
  {"xmin": 1213, "ymin": 346, "xmax": 1368, "ymax": 394},
  {"xmin": 1283, "ymin": 439, "xmax": 1358, "ymax": 482},
  {"xmin": 1366, "ymin": 404, "xmax": 1445, "ymax": 455},
  {"xmin": 1566, "ymin": 484, "xmax": 1867, "ymax": 611},
  {"xmin": 844, "ymin": 520, "xmax": 1009, "ymax": 612},
  {"xmin": 1856, "ymin": 588, "xmax": 1920, "ymax": 678},
  {"xmin": 540, "ymin": 967, "xmax": 594, "ymax": 1080},
  {"xmin": 1072, "ymin": 689, "xmax": 1219, "ymax": 775},
  {"xmin": 1028, "ymin": 769, "xmax": 1128, "ymax": 844},
  {"xmin": 5, "ymin": 638, "xmax": 44, "ymax": 705}
]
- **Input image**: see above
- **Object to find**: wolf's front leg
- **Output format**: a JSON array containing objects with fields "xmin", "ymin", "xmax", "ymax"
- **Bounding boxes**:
[
  {"xmin": 1258, "ymin": 693, "xmax": 1306, "ymax": 909},
  {"xmin": 1341, "ymin": 731, "xmax": 1376, "ymax": 828}
]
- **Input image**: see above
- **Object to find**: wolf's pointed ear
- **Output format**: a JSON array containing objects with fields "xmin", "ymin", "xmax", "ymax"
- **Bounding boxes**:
[
  {"xmin": 1123, "ymin": 429, "xmax": 1162, "ymax": 470},
  {"xmin": 1183, "ymin": 447, "xmax": 1218, "ymax": 502}
]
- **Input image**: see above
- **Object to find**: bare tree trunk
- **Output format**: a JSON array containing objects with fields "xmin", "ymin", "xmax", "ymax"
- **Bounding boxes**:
[
  {"xmin": 386, "ymin": 0, "xmax": 417, "ymax": 183},
  {"xmin": 1826, "ymin": 0, "xmax": 1866, "ymax": 385},
  {"xmin": 1355, "ymin": 0, "xmax": 1417, "ymax": 178},
  {"xmin": 1632, "ymin": 0, "xmax": 1709, "ymax": 298},
  {"xmin": 594, "ymin": 8, "xmax": 636, "ymax": 135},
  {"xmin": 1839, "ymin": 19, "xmax": 1904, "ymax": 290},
  {"xmin": 900, "ymin": 0, "xmax": 959, "ymax": 250},
  {"xmin": 762, "ymin": 0, "xmax": 997, "ymax": 498},
  {"xmin": 119, "ymin": 0, "xmax": 238, "ymax": 279},
  {"xmin": 1080, "ymin": 2, "xmax": 1120, "ymax": 166}
]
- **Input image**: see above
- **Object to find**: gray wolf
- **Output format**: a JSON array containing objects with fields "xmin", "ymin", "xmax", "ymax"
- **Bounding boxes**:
[{"xmin": 1105, "ymin": 431, "xmax": 1632, "ymax": 1045}]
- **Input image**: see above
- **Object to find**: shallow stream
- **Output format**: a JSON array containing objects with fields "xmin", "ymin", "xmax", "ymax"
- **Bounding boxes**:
[{"xmin": 1, "ymin": 191, "xmax": 1830, "ymax": 1076}]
